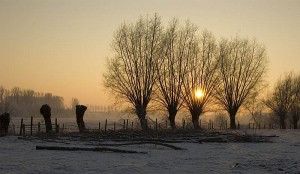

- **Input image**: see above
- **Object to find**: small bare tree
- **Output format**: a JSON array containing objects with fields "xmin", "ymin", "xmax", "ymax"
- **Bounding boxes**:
[
  {"xmin": 214, "ymin": 112, "xmax": 228, "ymax": 129},
  {"xmin": 156, "ymin": 19, "xmax": 197, "ymax": 129},
  {"xmin": 290, "ymin": 75, "xmax": 300, "ymax": 129},
  {"xmin": 103, "ymin": 14, "xmax": 162, "ymax": 130},
  {"xmin": 266, "ymin": 73, "xmax": 300, "ymax": 129},
  {"xmin": 183, "ymin": 31, "xmax": 220, "ymax": 129},
  {"xmin": 216, "ymin": 37, "xmax": 268, "ymax": 129},
  {"xmin": 245, "ymin": 93, "xmax": 265, "ymax": 125},
  {"xmin": 290, "ymin": 105, "xmax": 299, "ymax": 129},
  {"xmin": 0, "ymin": 86, "xmax": 5, "ymax": 113},
  {"xmin": 265, "ymin": 73, "xmax": 296, "ymax": 129}
]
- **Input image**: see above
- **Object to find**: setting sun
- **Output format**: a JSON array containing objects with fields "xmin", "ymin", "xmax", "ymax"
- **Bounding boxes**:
[{"xmin": 195, "ymin": 89, "xmax": 204, "ymax": 99}]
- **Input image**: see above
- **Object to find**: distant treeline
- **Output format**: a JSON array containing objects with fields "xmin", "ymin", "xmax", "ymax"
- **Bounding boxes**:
[
  {"xmin": 0, "ymin": 86, "xmax": 115, "ymax": 118},
  {"xmin": 86, "ymin": 105, "xmax": 115, "ymax": 112},
  {"xmin": 0, "ymin": 86, "xmax": 68, "ymax": 117}
]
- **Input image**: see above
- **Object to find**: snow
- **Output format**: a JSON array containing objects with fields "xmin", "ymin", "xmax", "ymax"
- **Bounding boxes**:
[{"xmin": 0, "ymin": 130, "xmax": 300, "ymax": 174}]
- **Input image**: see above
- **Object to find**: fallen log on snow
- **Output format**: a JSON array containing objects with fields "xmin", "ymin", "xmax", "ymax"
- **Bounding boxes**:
[
  {"xmin": 36, "ymin": 145, "xmax": 147, "ymax": 154},
  {"xmin": 96, "ymin": 141, "xmax": 185, "ymax": 150},
  {"xmin": 198, "ymin": 137, "xmax": 228, "ymax": 143}
]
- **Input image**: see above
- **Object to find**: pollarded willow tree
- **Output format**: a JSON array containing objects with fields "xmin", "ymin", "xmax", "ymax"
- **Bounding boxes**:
[
  {"xmin": 216, "ymin": 37, "xmax": 268, "ymax": 129},
  {"xmin": 183, "ymin": 31, "xmax": 220, "ymax": 129},
  {"xmin": 265, "ymin": 73, "xmax": 300, "ymax": 129},
  {"xmin": 103, "ymin": 14, "xmax": 162, "ymax": 130},
  {"xmin": 155, "ymin": 20, "xmax": 197, "ymax": 129}
]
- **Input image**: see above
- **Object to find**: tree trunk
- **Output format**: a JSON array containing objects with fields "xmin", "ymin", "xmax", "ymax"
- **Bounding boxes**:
[
  {"xmin": 292, "ymin": 116, "xmax": 299, "ymax": 129},
  {"xmin": 293, "ymin": 121, "xmax": 298, "ymax": 129},
  {"xmin": 192, "ymin": 114, "xmax": 200, "ymax": 129},
  {"xmin": 189, "ymin": 107, "xmax": 202, "ymax": 129},
  {"xmin": 229, "ymin": 111, "xmax": 237, "ymax": 129},
  {"xmin": 139, "ymin": 117, "xmax": 148, "ymax": 131},
  {"xmin": 136, "ymin": 105, "xmax": 149, "ymax": 131},
  {"xmin": 40, "ymin": 104, "xmax": 52, "ymax": 133},
  {"xmin": 168, "ymin": 107, "xmax": 178, "ymax": 129},
  {"xmin": 280, "ymin": 117, "xmax": 286, "ymax": 129},
  {"xmin": 169, "ymin": 115, "xmax": 176, "ymax": 129},
  {"xmin": 76, "ymin": 105, "xmax": 87, "ymax": 133},
  {"xmin": 0, "ymin": 112, "xmax": 10, "ymax": 134}
]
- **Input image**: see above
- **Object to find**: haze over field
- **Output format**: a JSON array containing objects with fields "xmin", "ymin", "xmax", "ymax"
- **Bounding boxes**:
[{"xmin": 0, "ymin": 0, "xmax": 299, "ymax": 106}]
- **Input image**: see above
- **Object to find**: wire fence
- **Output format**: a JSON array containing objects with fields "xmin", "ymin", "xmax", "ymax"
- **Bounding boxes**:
[{"xmin": 1, "ymin": 116, "xmax": 298, "ymax": 136}]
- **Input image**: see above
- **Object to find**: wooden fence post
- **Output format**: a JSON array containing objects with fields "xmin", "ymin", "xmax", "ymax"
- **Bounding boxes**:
[
  {"xmin": 155, "ymin": 118, "xmax": 158, "ymax": 131},
  {"xmin": 105, "ymin": 119, "xmax": 107, "ymax": 132},
  {"xmin": 126, "ymin": 119, "xmax": 129, "ymax": 130},
  {"xmin": 131, "ymin": 122, "xmax": 134, "ymax": 130},
  {"xmin": 55, "ymin": 118, "xmax": 59, "ymax": 133},
  {"xmin": 22, "ymin": 124, "xmax": 25, "ymax": 134},
  {"xmin": 30, "ymin": 117, "xmax": 33, "ymax": 135},
  {"xmin": 19, "ymin": 118, "xmax": 23, "ymax": 135},
  {"xmin": 123, "ymin": 120, "xmax": 126, "ymax": 130},
  {"xmin": 38, "ymin": 122, "xmax": 40, "ymax": 133},
  {"xmin": 62, "ymin": 124, "xmax": 64, "ymax": 133},
  {"xmin": 12, "ymin": 124, "xmax": 15, "ymax": 134},
  {"xmin": 182, "ymin": 119, "xmax": 185, "ymax": 129}
]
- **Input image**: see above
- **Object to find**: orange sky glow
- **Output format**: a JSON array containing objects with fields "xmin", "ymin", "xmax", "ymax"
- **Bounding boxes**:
[{"xmin": 0, "ymin": 0, "xmax": 299, "ymax": 107}]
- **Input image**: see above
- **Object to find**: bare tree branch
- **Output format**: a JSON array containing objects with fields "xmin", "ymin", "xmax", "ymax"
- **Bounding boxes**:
[
  {"xmin": 265, "ymin": 73, "xmax": 300, "ymax": 129},
  {"xmin": 216, "ymin": 37, "xmax": 268, "ymax": 129},
  {"xmin": 183, "ymin": 30, "xmax": 220, "ymax": 129},
  {"xmin": 155, "ymin": 19, "xmax": 197, "ymax": 129},
  {"xmin": 103, "ymin": 14, "xmax": 162, "ymax": 130}
]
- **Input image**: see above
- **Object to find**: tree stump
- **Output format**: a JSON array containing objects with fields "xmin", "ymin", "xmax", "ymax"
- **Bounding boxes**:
[
  {"xmin": 40, "ymin": 104, "xmax": 52, "ymax": 133},
  {"xmin": 76, "ymin": 105, "xmax": 87, "ymax": 133},
  {"xmin": 0, "ymin": 112, "xmax": 10, "ymax": 134}
]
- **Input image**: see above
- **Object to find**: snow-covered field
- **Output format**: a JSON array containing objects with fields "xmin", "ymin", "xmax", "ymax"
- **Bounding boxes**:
[{"xmin": 0, "ymin": 130, "xmax": 299, "ymax": 174}]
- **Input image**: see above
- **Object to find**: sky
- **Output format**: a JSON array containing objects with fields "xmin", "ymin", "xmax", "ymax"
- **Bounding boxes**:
[{"xmin": 0, "ymin": 0, "xmax": 299, "ymax": 107}]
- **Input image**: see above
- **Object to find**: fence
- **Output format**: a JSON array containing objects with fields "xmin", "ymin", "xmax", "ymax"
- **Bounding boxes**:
[
  {"xmin": 87, "ymin": 119, "xmax": 132, "ymax": 132},
  {"xmin": 1, "ymin": 117, "xmax": 298, "ymax": 136},
  {"xmin": 81, "ymin": 118, "xmax": 297, "ymax": 132},
  {"xmin": 18, "ymin": 117, "xmax": 60, "ymax": 135}
]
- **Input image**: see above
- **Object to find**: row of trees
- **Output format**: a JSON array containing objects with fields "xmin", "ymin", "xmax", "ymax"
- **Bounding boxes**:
[
  {"xmin": 0, "ymin": 86, "xmax": 114, "ymax": 118},
  {"xmin": 0, "ymin": 86, "xmax": 68, "ymax": 117},
  {"xmin": 103, "ymin": 14, "xmax": 268, "ymax": 130},
  {"xmin": 85, "ymin": 105, "xmax": 115, "ymax": 112}
]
